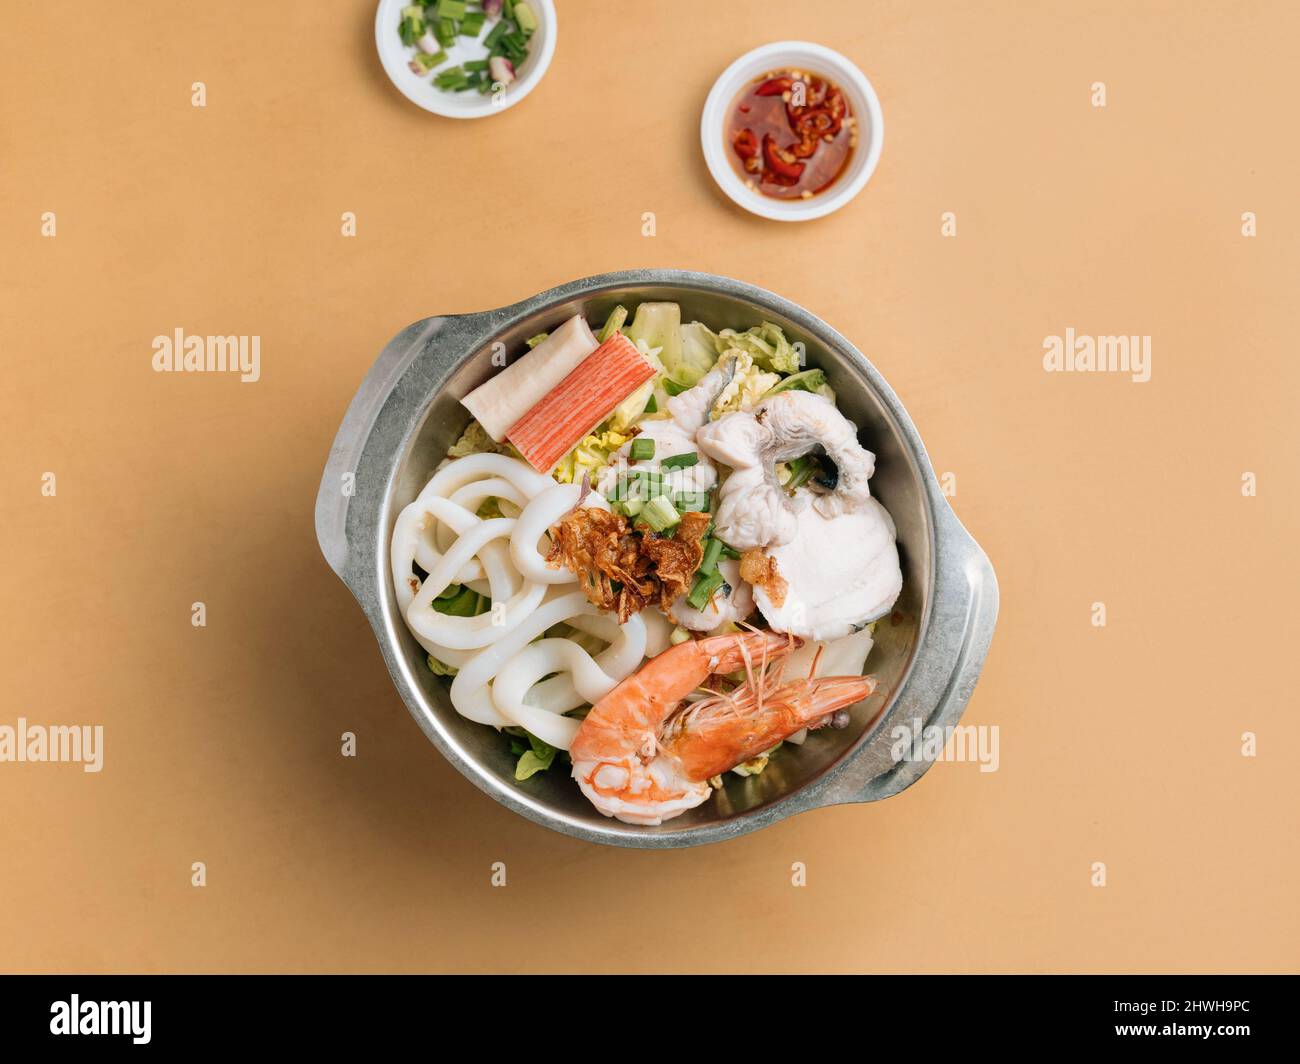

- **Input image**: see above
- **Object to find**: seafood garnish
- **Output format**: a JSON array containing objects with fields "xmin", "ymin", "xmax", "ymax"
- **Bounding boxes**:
[{"xmin": 570, "ymin": 630, "xmax": 874, "ymax": 825}]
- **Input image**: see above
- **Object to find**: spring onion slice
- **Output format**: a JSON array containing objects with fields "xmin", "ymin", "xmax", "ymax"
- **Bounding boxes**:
[
  {"xmin": 629, "ymin": 438, "xmax": 655, "ymax": 462},
  {"xmin": 660, "ymin": 451, "xmax": 699, "ymax": 471}
]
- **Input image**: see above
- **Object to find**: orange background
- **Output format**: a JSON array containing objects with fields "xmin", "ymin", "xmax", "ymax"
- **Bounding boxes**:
[{"xmin": 2, "ymin": 0, "xmax": 1297, "ymax": 973}]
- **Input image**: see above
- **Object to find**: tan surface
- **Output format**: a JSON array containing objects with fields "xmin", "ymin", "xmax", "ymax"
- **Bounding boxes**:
[{"xmin": 2, "ymin": 0, "xmax": 1298, "ymax": 973}]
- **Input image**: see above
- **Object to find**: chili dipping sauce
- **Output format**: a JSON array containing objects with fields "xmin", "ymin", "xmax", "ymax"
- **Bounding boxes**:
[{"xmin": 726, "ymin": 69, "xmax": 857, "ymax": 200}]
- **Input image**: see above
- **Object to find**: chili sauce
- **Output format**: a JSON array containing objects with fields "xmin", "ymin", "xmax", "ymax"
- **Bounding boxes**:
[{"xmin": 726, "ymin": 70, "xmax": 858, "ymax": 200}]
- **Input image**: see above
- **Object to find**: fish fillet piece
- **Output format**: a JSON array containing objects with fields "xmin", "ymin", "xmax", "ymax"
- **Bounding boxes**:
[{"xmin": 754, "ymin": 499, "xmax": 902, "ymax": 640}]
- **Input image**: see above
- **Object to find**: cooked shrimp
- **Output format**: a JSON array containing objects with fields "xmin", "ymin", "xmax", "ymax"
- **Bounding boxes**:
[
  {"xmin": 571, "ymin": 630, "xmax": 875, "ymax": 825},
  {"xmin": 570, "ymin": 630, "xmax": 795, "ymax": 826},
  {"xmin": 661, "ymin": 671, "xmax": 876, "ymax": 782}
]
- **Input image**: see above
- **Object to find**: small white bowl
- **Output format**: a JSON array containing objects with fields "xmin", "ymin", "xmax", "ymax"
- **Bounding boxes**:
[
  {"xmin": 374, "ymin": 0, "xmax": 556, "ymax": 118},
  {"xmin": 700, "ymin": 41, "xmax": 884, "ymax": 221}
]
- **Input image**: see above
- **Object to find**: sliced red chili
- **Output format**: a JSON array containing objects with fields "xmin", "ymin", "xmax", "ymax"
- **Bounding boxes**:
[
  {"xmin": 762, "ymin": 133, "xmax": 805, "ymax": 181},
  {"xmin": 763, "ymin": 167, "xmax": 801, "ymax": 187},
  {"xmin": 790, "ymin": 135, "xmax": 819, "ymax": 159},
  {"xmin": 754, "ymin": 76, "xmax": 793, "ymax": 97},
  {"xmin": 795, "ymin": 108, "xmax": 840, "ymax": 138},
  {"xmin": 733, "ymin": 128, "xmax": 759, "ymax": 160}
]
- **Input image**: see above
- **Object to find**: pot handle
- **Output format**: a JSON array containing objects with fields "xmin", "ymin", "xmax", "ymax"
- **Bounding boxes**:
[
  {"xmin": 821, "ymin": 499, "xmax": 999, "ymax": 806},
  {"xmin": 316, "ymin": 312, "xmax": 506, "ymax": 594}
]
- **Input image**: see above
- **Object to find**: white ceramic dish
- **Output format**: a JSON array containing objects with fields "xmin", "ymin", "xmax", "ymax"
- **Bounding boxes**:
[
  {"xmin": 374, "ymin": 0, "xmax": 556, "ymax": 118},
  {"xmin": 700, "ymin": 41, "xmax": 885, "ymax": 222}
]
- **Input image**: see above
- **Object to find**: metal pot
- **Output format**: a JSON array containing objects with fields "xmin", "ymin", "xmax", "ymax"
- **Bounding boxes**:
[{"xmin": 315, "ymin": 270, "xmax": 998, "ymax": 848}]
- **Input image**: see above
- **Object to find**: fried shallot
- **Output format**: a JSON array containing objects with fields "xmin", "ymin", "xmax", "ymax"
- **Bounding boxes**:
[
  {"xmin": 546, "ymin": 507, "xmax": 713, "ymax": 622},
  {"xmin": 740, "ymin": 548, "xmax": 788, "ymax": 609}
]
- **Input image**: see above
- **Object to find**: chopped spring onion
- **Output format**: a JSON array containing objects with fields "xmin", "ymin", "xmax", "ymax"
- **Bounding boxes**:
[
  {"xmin": 719, "ymin": 544, "xmax": 741, "ymax": 560},
  {"xmin": 660, "ymin": 451, "xmax": 699, "ymax": 471},
  {"xmin": 402, "ymin": 0, "xmax": 536, "ymax": 96},
  {"xmin": 434, "ymin": 66, "xmax": 470, "ymax": 90},
  {"xmin": 663, "ymin": 378, "xmax": 689, "ymax": 397},
  {"xmin": 609, "ymin": 467, "xmax": 657, "ymax": 502},
  {"xmin": 621, "ymin": 497, "xmax": 644, "ymax": 517},
  {"xmin": 483, "ymin": 18, "xmax": 512, "ymax": 49},
  {"xmin": 675, "ymin": 490, "xmax": 710, "ymax": 512},
  {"xmin": 687, "ymin": 569, "xmax": 726, "ymax": 610},
  {"xmin": 464, "ymin": 58, "xmax": 490, "ymax": 72},
  {"xmin": 784, "ymin": 455, "xmax": 820, "ymax": 491},
  {"xmin": 629, "ymin": 437, "xmax": 655, "ymax": 462},
  {"xmin": 499, "ymin": 33, "xmax": 527, "ymax": 63},
  {"xmin": 412, "ymin": 50, "xmax": 447, "ymax": 72},
  {"xmin": 641, "ymin": 495, "xmax": 680, "ymax": 532},
  {"xmin": 524, "ymin": 331, "xmax": 548, "ymax": 347},
  {"xmin": 514, "ymin": 1, "xmax": 539, "ymax": 33},
  {"xmin": 434, "ymin": 18, "xmax": 457, "ymax": 47},
  {"xmin": 610, "ymin": 468, "xmax": 661, "ymax": 501},
  {"xmin": 699, "ymin": 535, "xmax": 724, "ymax": 577},
  {"xmin": 643, "ymin": 394, "xmax": 658, "ymax": 414},
  {"xmin": 597, "ymin": 305, "xmax": 628, "ymax": 343},
  {"xmin": 399, "ymin": 15, "xmax": 424, "ymax": 45}
]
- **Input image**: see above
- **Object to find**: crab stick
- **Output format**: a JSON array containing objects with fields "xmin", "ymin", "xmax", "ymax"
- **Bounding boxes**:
[
  {"xmin": 506, "ymin": 333, "xmax": 658, "ymax": 474},
  {"xmin": 461, "ymin": 315, "xmax": 599, "ymax": 441}
]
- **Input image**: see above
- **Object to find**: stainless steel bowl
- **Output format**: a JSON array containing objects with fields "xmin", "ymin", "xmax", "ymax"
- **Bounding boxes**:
[{"xmin": 315, "ymin": 270, "xmax": 998, "ymax": 848}]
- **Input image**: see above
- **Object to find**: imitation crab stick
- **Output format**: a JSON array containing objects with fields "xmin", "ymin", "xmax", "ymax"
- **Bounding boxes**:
[
  {"xmin": 461, "ymin": 315, "xmax": 599, "ymax": 441},
  {"xmin": 506, "ymin": 333, "xmax": 658, "ymax": 473}
]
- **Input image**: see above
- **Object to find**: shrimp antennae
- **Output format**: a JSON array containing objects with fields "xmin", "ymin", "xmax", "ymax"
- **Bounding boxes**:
[{"xmin": 809, "ymin": 643, "xmax": 824, "ymax": 680}]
